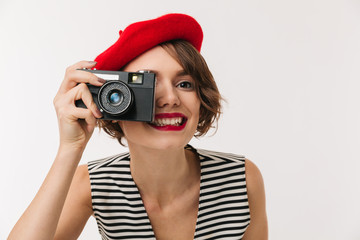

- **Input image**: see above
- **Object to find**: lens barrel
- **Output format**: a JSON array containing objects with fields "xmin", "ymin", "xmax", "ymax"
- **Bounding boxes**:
[{"xmin": 98, "ymin": 81, "xmax": 133, "ymax": 115}]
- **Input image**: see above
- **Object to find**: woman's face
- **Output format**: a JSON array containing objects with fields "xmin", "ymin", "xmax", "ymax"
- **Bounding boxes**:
[{"xmin": 118, "ymin": 45, "xmax": 201, "ymax": 150}]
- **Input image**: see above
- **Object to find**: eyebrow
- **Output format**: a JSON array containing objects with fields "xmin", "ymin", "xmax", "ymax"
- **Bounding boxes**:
[{"xmin": 137, "ymin": 69, "xmax": 190, "ymax": 77}]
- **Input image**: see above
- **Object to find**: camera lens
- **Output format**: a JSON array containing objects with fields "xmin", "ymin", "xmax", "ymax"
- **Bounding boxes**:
[
  {"xmin": 98, "ymin": 81, "xmax": 133, "ymax": 115},
  {"xmin": 108, "ymin": 90, "xmax": 123, "ymax": 106}
]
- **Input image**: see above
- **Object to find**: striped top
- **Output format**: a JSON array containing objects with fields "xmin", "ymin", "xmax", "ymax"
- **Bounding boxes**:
[{"xmin": 88, "ymin": 146, "xmax": 250, "ymax": 239}]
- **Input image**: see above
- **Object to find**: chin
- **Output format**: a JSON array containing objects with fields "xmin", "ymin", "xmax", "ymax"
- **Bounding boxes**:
[{"xmin": 122, "ymin": 121, "xmax": 197, "ymax": 151}]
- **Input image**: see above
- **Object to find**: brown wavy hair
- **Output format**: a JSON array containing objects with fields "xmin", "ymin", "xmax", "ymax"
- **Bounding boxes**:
[{"xmin": 97, "ymin": 40, "xmax": 222, "ymax": 145}]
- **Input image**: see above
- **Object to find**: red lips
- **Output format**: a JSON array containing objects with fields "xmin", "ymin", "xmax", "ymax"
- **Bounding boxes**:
[{"xmin": 149, "ymin": 112, "xmax": 187, "ymax": 131}]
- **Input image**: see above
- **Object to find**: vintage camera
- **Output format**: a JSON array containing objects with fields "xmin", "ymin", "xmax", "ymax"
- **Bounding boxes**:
[{"xmin": 75, "ymin": 69, "xmax": 156, "ymax": 122}]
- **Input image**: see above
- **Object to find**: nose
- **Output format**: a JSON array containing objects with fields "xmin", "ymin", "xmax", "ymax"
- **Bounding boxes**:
[{"xmin": 156, "ymin": 81, "xmax": 180, "ymax": 108}]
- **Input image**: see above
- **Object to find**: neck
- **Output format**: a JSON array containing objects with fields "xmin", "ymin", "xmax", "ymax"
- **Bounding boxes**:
[{"xmin": 128, "ymin": 144, "xmax": 200, "ymax": 207}]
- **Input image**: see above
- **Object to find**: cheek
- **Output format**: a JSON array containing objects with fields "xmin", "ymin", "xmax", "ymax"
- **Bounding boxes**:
[
  {"xmin": 188, "ymin": 97, "xmax": 201, "ymax": 122},
  {"xmin": 193, "ymin": 97, "xmax": 201, "ymax": 115}
]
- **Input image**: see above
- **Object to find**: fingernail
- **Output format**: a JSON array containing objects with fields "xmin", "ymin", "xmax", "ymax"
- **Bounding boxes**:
[
  {"xmin": 96, "ymin": 108, "xmax": 103, "ymax": 118},
  {"xmin": 98, "ymin": 77, "xmax": 106, "ymax": 83},
  {"xmin": 88, "ymin": 61, "xmax": 97, "ymax": 65}
]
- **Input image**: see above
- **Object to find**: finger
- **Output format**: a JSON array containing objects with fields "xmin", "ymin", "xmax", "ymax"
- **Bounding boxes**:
[
  {"xmin": 66, "ymin": 60, "xmax": 98, "ymax": 72},
  {"xmin": 85, "ymin": 114, "xmax": 97, "ymax": 133},
  {"xmin": 71, "ymin": 108, "xmax": 97, "ymax": 133},
  {"xmin": 70, "ymin": 83, "xmax": 103, "ymax": 118},
  {"xmin": 59, "ymin": 61, "xmax": 105, "ymax": 94},
  {"xmin": 65, "ymin": 70, "xmax": 105, "ymax": 90},
  {"xmin": 79, "ymin": 108, "xmax": 97, "ymax": 133},
  {"xmin": 55, "ymin": 83, "xmax": 102, "ymax": 119}
]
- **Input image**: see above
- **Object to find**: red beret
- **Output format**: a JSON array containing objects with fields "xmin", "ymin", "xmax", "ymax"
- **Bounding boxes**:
[{"xmin": 93, "ymin": 13, "xmax": 203, "ymax": 71}]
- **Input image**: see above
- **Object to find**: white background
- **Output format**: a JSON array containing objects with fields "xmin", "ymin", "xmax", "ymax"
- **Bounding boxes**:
[{"xmin": 1, "ymin": 0, "xmax": 359, "ymax": 239}]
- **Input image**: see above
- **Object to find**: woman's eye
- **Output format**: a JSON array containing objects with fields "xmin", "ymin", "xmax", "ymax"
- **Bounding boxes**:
[{"xmin": 177, "ymin": 81, "xmax": 193, "ymax": 89}]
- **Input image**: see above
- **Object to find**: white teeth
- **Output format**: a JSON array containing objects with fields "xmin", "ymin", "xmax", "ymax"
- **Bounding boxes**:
[{"xmin": 152, "ymin": 117, "xmax": 183, "ymax": 126}]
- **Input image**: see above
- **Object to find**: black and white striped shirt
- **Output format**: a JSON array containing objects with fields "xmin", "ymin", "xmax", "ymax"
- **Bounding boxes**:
[{"xmin": 88, "ymin": 146, "xmax": 250, "ymax": 239}]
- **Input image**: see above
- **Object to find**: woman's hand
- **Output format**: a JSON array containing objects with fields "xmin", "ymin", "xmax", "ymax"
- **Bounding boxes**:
[{"xmin": 53, "ymin": 61, "xmax": 105, "ymax": 150}]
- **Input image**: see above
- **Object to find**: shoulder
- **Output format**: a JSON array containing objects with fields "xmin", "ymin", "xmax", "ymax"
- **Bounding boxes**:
[
  {"xmin": 244, "ymin": 159, "xmax": 265, "ymax": 192},
  {"xmin": 242, "ymin": 159, "xmax": 268, "ymax": 239},
  {"xmin": 195, "ymin": 148, "xmax": 264, "ymax": 192}
]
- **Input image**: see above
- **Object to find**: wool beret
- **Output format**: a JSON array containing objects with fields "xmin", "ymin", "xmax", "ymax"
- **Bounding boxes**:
[{"xmin": 93, "ymin": 13, "xmax": 203, "ymax": 71}]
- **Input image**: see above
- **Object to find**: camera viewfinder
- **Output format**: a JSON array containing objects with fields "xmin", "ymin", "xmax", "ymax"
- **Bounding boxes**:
[{"xmin": 129, "ymin": 73, "xmax": 143, "ymax": 84}]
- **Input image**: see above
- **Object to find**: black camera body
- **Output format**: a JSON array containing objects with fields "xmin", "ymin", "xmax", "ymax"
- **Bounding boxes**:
[{"xmin": 76, "ymin": 69, "xmax": 156, "ymax": 122}]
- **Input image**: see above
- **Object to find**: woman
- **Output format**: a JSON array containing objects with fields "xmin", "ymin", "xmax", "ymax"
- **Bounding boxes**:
[{"xmin": 8, "ymin": 13, "xmax": 267, "ymax": 239}]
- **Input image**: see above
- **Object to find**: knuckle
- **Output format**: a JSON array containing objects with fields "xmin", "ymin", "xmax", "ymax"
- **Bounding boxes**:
[
  {"xmin": 53, "ymin": 95, "xmax": 62, "ymax": 108},
  {"xmin": 78, "ymin": 83, "xmax": 88, "ymax": 91},
  {"xmin": 65, "ymin": 65, "xmax": 73, "ymax": 74},
  {"xmin": 85, "ymin": 109, "xmax": 94, "ymax": 118},
  {"xmin": 53, "ymin": 99, "xmax": 59, "ymax": 109}
]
